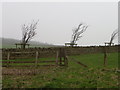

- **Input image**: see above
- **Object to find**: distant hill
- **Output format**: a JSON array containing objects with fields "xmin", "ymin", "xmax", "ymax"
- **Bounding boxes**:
[{"xmin": 0, "ymin": 38, "xmax": 55, "ymax": 48}]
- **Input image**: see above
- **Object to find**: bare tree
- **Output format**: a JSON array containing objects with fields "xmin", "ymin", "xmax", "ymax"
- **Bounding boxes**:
[
  {"xmin": 109, "ymin": 29, "xmax": 118, "ymax": 46},
  {"xmin": 70, "ymin": 23, "xmax": 88, "ymax": 47},
  {"xmin": 21, "ymin": 20, "xmax": 39, "ymax": 49}
]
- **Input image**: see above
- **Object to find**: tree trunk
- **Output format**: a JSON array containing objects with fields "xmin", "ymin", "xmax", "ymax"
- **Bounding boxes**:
[{"xmin": 70, "ymin": 42, "xmax": 74, "ymax": 47}]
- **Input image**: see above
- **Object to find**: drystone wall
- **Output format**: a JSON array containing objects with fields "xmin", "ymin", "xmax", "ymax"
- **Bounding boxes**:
[{"xmin": 1, "ymin": 45, "xmax": 119, "ymax": 60}]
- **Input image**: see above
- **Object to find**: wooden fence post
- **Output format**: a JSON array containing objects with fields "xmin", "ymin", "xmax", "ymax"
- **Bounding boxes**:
[
  {"xmin": 65, "ymin": 56, "xmax": 68, "ymax": 67},
  {"xmin": 59, "ymin": 48, "xmax": 62, "ymax": 65},
  {"xmin": 56, "ymin": 51, "xmax": 59, "ymax": 66},
  {"xmin": 64, "ymin": 49, "xmax": 68, "ymax": 67},
  {"xmin": 58, "ymin": 48, "xmax": 68, "ymax": 66},
  {"xmin": 7, "ymin": 52, "xmax": 10, "ymax": 67},
  {"xmin": 104, "ymin": 46, "xmax": 107, "ymax": 67},
  {"xmin": 35, "ymin": 51, "xmax": 38, "ymax": 67}
]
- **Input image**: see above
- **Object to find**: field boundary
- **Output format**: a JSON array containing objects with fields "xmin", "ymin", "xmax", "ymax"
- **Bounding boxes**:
[
  {"xmin": 2, "ymin": 45, "xmax": 119, "ymax": 60},
  {"xmin": 2, "ymin": 48, "xmax": 68, "ymax": 67}
]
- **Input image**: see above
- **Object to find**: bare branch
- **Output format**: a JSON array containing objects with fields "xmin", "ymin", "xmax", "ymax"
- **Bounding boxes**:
[
  {"xmin": 109, "ymin": 29, "xmax": 118, "ymax": 46},
  {"xmin": 21, "ymin": 20, "xmax": 39, "ymax": 49},
  {"xmin": 70, "ymin": 23, "xmax": 88, "ymax": 46}
]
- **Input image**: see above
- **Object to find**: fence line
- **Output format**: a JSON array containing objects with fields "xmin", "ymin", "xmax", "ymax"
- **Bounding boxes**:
[
  {"xmin": 2, "ymin": 49, "xmax": 68, "ymax": 67},
  {"xmin": 2, "ymin": 46, "xmax": 118, "ymax": 60}
]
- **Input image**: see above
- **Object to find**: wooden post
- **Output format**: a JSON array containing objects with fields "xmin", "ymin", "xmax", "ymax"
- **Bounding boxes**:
[
  {"xmin": 64, "ymin": 49, "xmax": 68, "ymax": 67},
  {"xmin": 35, "ymin": 51, "xmax": 38, "ymax": 67},
  {"xmin": 62, "ymin": 49, "xmax": 66, "ymax": 66},
  {"xmin": 65, "ymin": 57, "xmax": 68, "ymax": 67},
  {"xmin": 59, "ymin": 48, "xmax": 62, "ymax": 65},
  {"xmin": 64, "ymin": 55, "xmax": 68, "ymax": 67},
  {"xmin": 7, "ymin": 52, "xmax": 10, "ymax": 67},
  {"xmin": 15, "ymin": 44, "xmax": 17, "ymax": 48},
  {"xmin": 104, "ymin": 46, "xmax": 107, "ymax": 67},
  {"xmin": 58, "ymin": 48, "xmax": 68, "ymax": 66},
  {"xmin": 56, "ymin": 51, "xmax": 59, "ymax": 66}
]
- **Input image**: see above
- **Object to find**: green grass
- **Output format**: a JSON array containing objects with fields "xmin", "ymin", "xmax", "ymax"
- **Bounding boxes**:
[
  {"xmin": 2, "ymin": 57, "xmax": 56, "ymax": 66},
  {"xmin": 2, "ymin": 52, "xmax": 119, "ymax": 88},
  {"xmin": 69, "ymin": 52, "xmax": 118, "ymax": 68}
]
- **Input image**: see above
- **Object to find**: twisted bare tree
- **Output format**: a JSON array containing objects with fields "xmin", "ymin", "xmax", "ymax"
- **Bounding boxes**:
[
  {"xmin": 109, "ymin": 29, "xmax": 118, "ymax": 46},
  {"xmin": 70, "ymin": 23, "xmax": 88, "ymax": 47},
  {"xmin": 21, "ymin": 20, "xmax": 39, "ymax": 49}
]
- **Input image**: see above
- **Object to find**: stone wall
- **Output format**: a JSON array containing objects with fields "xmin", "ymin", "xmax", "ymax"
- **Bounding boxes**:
[{"xmin": 1, "ymin": 45, "xmax": 119, "ymax": 60}]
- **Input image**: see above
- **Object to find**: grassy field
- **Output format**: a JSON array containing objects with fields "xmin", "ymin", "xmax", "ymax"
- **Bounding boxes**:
[
  {"xmin": 2, "ymin": 57, "xmax": 56, "ymax": 66},
  {"xmin": 2, "ymin": 52, "xmax": 119, "ymax": 88}
]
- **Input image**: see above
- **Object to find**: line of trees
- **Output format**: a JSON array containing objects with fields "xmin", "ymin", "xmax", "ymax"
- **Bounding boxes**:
[{"xmin": 19, "ymin": 20, "xmax": 118, "ymax": 49}]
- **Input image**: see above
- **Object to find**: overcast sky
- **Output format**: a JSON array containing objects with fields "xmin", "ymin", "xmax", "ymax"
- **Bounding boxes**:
[{"xmin": 2, "ymin": 2, "xmax": 118, "ymax": 46}]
